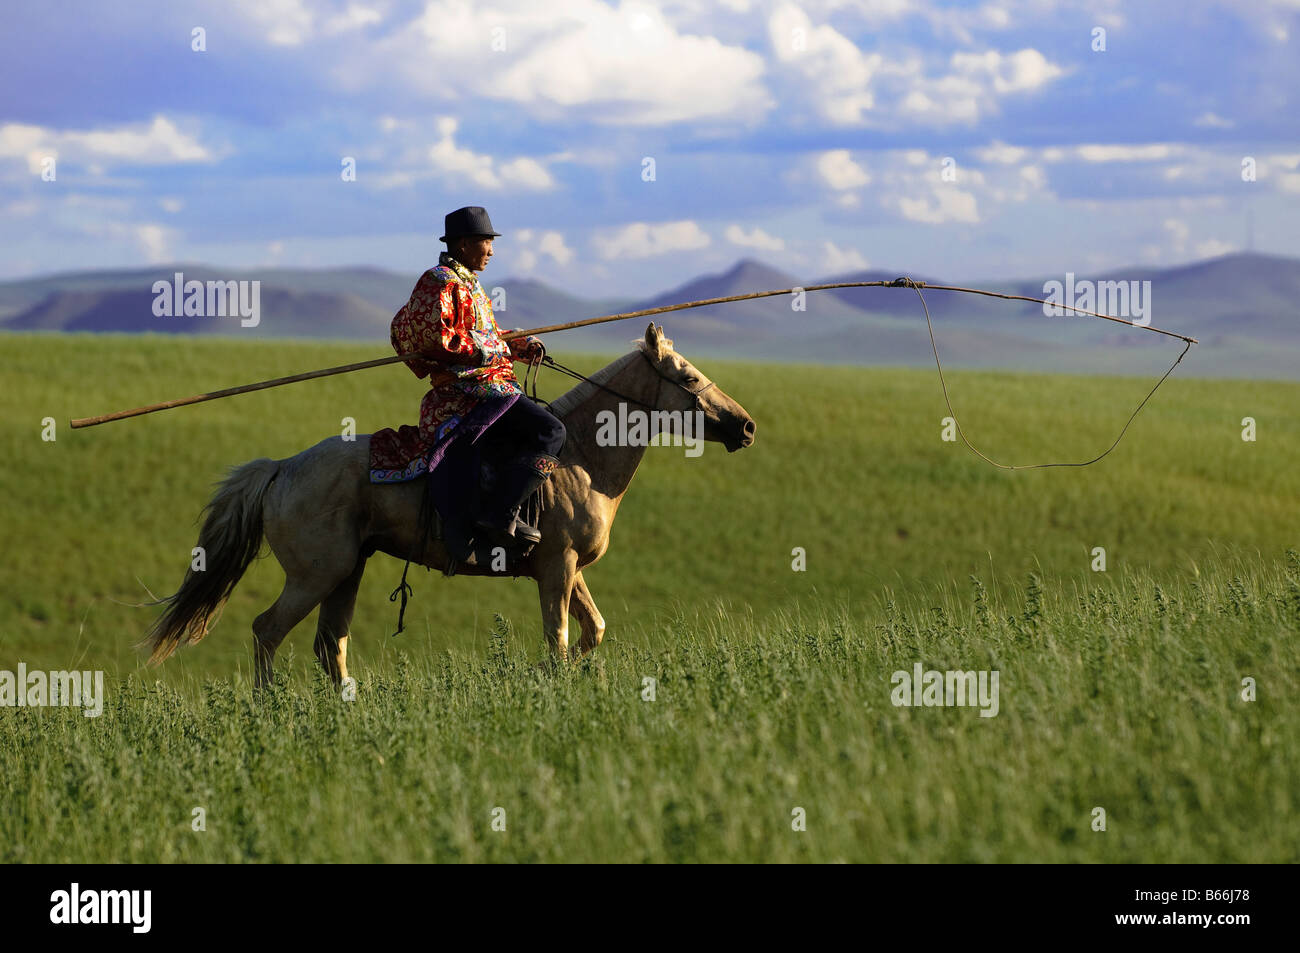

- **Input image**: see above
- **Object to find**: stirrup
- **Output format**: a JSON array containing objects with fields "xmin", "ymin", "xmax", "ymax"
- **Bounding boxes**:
[
  {"xmin": 474, "ymin": 508, "xmax": 537, "ymax": 548},
  {"xmin": 512, "ymin": 517, "xmax": 541, "ymax": 545}
]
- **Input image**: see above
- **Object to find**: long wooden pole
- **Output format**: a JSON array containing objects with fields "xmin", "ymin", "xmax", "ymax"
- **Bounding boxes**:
[{"xmin": 68, "ymin": 279, "xmax": 1197, "ymax": 429}]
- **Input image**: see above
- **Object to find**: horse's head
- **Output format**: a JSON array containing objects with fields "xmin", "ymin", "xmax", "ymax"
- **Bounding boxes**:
[{"xmin": 637, "ymin": 323, "xmax": 756, "ymax": 452}]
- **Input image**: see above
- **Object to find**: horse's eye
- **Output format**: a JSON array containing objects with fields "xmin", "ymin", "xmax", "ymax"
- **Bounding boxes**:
[{"xmin": 685, "ymin": 376, "xmax": 699, "ymax": 385}]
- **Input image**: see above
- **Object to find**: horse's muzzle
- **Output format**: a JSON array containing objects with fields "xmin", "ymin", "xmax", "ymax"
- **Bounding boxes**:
[{"xmin": 728, "ymin": 418, "xmax": 756, "ymax": 452}]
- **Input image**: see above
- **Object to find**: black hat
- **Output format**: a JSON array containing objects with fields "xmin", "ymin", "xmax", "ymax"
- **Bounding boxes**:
[{"xmin": 440, "ymin": 206, "xmax": 501, "ymax": 243}]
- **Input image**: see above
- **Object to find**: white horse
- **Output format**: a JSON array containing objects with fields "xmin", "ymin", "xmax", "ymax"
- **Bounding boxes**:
[{"xmin": 145, "ymin": 324, "xmax": 757, "ymax": 686}]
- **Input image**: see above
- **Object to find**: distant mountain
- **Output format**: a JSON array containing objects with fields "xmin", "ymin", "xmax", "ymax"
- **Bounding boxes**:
[
  {"xmin": 485, "ymin": 277, "xmax": 637, "ymax": 343},
  {"xmin": 5, "ymin": 285, "xmax": 392, "ymax": 338},
  {"xmin": 567, "ymin": 258, "xmax": 876, "ymax": 354},
  {"xmin": 639, "ymin": 258, "xmax": 799, "ymax": 309},
  {"xmin": 800, "ymin": 253, "xmax": 1300, "ymax": 376},
  {"xmin": 2, "ymin": 252, "xmax": 1297, "ymax": 378}
]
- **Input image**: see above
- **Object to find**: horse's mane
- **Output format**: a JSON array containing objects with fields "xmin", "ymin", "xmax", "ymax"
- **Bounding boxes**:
[{"xmin": 547, "ymin": 342, "xmax": 658, "ymax": 418}]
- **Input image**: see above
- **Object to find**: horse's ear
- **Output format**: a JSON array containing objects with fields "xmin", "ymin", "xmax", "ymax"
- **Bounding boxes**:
[{"xmin": 644, "ymin": 322, "xmax": 673, "ymax": 358}]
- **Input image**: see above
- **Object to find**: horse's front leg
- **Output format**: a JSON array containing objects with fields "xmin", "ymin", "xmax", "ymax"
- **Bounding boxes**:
[
  {"xmin": 537, "ymin": 549, "xmax": 578, "ymax": 660},
  {"xmin": 569, "ymin": 570, "xmax": 606, "ymax": 660}
]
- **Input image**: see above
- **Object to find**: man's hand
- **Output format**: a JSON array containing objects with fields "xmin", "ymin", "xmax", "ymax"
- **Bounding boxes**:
[{"xmin": 507, "ymin": 330, "xmax": 546, "ymax": 365}]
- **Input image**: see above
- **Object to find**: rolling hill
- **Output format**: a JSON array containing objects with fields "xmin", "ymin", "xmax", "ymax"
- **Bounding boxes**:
[{"xmin": 2, "ymin": 252, "xmax": 1297, "ymax": 378}]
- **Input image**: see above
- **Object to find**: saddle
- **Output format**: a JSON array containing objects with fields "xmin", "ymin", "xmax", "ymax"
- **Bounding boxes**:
[
  {"xmin": 427, "ymin": 459, "xmax": 543, "ymax": 575},
  {"xmin": 416, "ymin": 447, "xmax": 544, "ymax": 579},
  {"xmin": 387, "ymin": 451, "xmax": 543, "ymax": 637}
]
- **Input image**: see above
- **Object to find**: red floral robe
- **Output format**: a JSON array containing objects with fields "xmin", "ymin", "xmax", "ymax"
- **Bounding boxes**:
[{"xmin": 369, "ymin": 252, "xmax": 536, "ymax": 483}]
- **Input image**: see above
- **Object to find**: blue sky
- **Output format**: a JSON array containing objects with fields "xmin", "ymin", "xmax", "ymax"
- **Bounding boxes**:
[{"xmin": 2, "ymin": 0, "xmax": 1297, "ymax": 296}]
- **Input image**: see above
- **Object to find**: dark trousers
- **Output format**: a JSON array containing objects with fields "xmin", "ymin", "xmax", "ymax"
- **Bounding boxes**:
[{"xmin": 476, "ymin": 396, "xmax": 566, "ymax": 464}]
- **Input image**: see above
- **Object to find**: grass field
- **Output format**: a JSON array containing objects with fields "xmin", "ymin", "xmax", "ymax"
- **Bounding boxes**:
[{"xmin": 1, "ymin": 332, "xmax": 1297, "ymax": 862}]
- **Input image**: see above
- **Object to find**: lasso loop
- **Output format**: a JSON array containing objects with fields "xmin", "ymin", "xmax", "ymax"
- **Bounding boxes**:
[
  {"xmin": 896, "ymin": 277, "xmax": 1191, "ymax": 470},
  {"xmin": 542, "ymin": 276, "xmax": 1196, "ymax": 471}
]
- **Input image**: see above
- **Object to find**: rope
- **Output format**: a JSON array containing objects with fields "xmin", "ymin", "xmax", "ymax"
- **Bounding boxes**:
[
  {"xmin": 389, "ymin": 468, "xmax": 434, "ymax": 637},
  {"xmin": 537, "ymin": 276, "xmax": 1195, "ymax": 471},
  {"xmin": 516, "ymin": 278, "xmax": 1199, "ymax": 345},
  {"xmin": 895, "ymin": 276, "xmax": 1190, "ymax": 469},
  {"xmin": 539, "ymin": 355, "xmax": 659, "ymax": 409}
]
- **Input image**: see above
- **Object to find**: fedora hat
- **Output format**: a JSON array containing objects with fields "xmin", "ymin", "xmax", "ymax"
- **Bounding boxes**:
[{"xmin": 440, "ymin": 206, "xmax": 501, "ymax": 242}]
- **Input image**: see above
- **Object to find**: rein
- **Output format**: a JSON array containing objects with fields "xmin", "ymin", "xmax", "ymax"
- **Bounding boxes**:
[{"xmin": 538, "ymin": 351, "xmax": 716, "ymax": 411}]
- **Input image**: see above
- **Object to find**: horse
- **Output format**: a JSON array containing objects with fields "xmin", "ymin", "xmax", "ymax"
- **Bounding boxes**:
[{"xmin": 143, "ymin": 323, "xmax": 757, "ymax": 688}]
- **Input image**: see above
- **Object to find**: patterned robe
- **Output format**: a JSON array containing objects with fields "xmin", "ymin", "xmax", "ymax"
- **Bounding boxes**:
[{"xmin": 369, "ymin": 252, "xmax": 536, "ymax": 483}]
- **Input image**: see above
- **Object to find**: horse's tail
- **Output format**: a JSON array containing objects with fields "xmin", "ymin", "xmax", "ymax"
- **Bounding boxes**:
[{"xmin": 144, "ymin": 458, "xmax": 280, "ymax": 665}]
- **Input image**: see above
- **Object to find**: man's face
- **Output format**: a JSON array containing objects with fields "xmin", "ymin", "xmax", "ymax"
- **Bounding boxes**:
[{"xmin": 453, "ymin": 236, "xmax": 494, "ymax": 272}]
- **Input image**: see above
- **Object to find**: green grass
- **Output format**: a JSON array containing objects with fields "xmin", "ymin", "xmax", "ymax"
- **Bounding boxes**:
[
  {"xmin": 1, "ymin": 332, "xmax": 1297, "ymax": 861},
  {"xmin": 2, "ymin": 561, "xmax": 1296, "ymax": 863}
]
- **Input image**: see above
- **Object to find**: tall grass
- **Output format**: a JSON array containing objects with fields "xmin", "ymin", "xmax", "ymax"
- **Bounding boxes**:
[{"xmin": 1, "ymin": 559, "xmax": 1295, "ymax": 862}]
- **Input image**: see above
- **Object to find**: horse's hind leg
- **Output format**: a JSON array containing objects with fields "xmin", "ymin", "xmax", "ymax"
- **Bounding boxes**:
[
  {"xmin": 314, "ymin": 557, "xmax": 366, "ymax": 688},
  {"xmin": 252, "ymin": 576, "xmax": 337, "ymax": 689}
]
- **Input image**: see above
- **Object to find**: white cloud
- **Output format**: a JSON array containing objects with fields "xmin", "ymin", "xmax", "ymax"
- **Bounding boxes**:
[
  {"xmin": 397, "ymin": 0, "xmax": 770, "ymax": 125},
  {"xmin": 0, "ymin": 116, "xmax": 212, "ymax": 172},
  {"xmin": 1260, "ymin": 152, "xmax": 1300, "ymax": 192},
  {"xmin": 816, "ymin": 149, "xmax": 871, "ymax": 189},
  {"xmin": 537, "ymin": 230, "xmax": 574, "ymax": 265},
  {"xmin": 426, "ymin": 117, "xmax": 556, "ymax": 191},
  {"xmin": 324, "ymin": 3, "xmax": 383, "ymax": 34},
  {"xmin": 768, "ymin": 3, "xmax": 880, "ymax": 124},
  {"xmin": 1018, "ymin": 165, "xmax": 1046, "ymax": 190},
  {"xmin": 816, "ymin": 146, "xmax": 1037, "ymax": 225},
  {"xmin": 231, "ymin": 0, "xmax": 385, "ymax": 45},
  {"xmin": 974, "ymin": 141, "xmax": 1027, "ymax": 164},
  {"xmin": 897, "ymin": 186, "xmax": 979, "ymax": 224},
  {"xmin": 1076, "ymin": 143, "xmax": 1176, "ymax": 162},
  {"xmin": 0, "ymin": 125, "xmax": 51, "ymax": 174},
  {"xmin": 79, "ymin": 221, "xmax": 175, "ymax": 263},
  {"xmin": 820, "ymin": 240, "xmax": 869, "ymax": 272},
  {"xmin": 512, "ymin": 228, "xmax": 575, "ymax": 271},
  {"xmin": 898, "ymin": 47, "xmax": 1063, "ymax": 125},
  {"xmin": 69, "ymin": 116, "xmax": 211, "ymax": 162},
  {"xmin": 725, "ymin": 224, "xmax": 785, "ymax": 251},
  {"xmin": 597, "ymin": 220, "xmax": 710, "ymax": 259},
  {"xmin": 495, "ymin": 157, "xmax": 554, "ymax": 190},
  {"xmin": 951, "ymin": 48, "xmax": 1062, "ymax": 95},
  {"xmin": 236, "ymin": 0, "xmax": 314, "ymax": 46},
  {"xmin": 978, "ymin": 5, "xmax": 1011, "ymax": 28},
  {"xmin": 135, "ymin": 224, "xmax": 171, "ymax": 262}
]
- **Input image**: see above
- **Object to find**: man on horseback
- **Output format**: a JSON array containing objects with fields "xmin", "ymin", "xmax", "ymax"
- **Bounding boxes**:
[{"xmin": 379, "ymin": 205, "xmax": 566, "ymax": 548}]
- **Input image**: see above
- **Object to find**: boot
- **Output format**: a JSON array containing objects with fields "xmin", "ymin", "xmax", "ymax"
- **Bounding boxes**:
[{"xmin": 474, "ymin": 454, "xmax": 559, "ymax": 547}]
